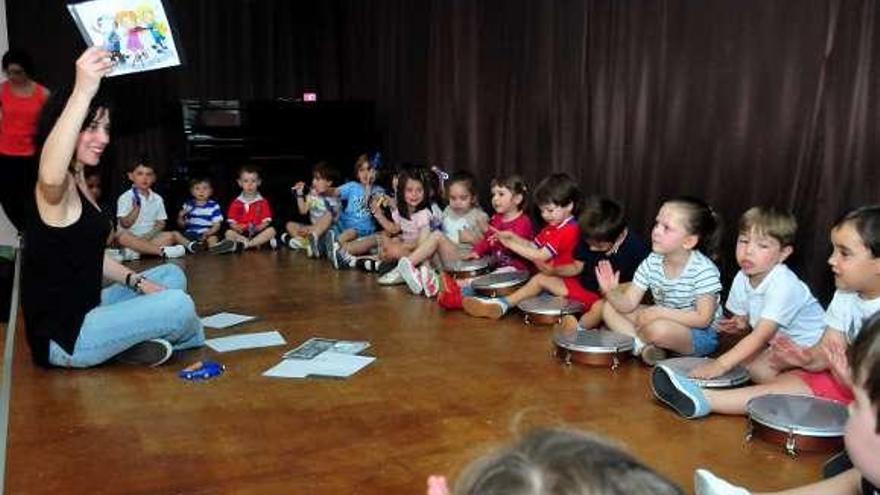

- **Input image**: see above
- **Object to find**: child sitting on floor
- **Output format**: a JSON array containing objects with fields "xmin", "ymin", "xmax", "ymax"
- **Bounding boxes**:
[
  {"xmin": 281, "ymin": 161, "xmax": 340, "ymax": 257},
  {"xmin": 176, "ymin": 177, "xmax": 224, "ymax": 253},
  {"xmin": 371, "ymin": 165, "xmax": 439, "ymax": 285},
  {"xmin": 694, "ymin": 310, "xmax": 880, "ymax": 495},
  {"xmin": 426, "ymin": 427, "xmax": 683, "ymax": 495},
  {"xmin": 553, "ymin": 196, "xmax": 650, "ymax": 329},
  {"xmin": 396, "ymin": 170, "xmax": 489, "ymax": 297},
  {"xmin": 115, "ymin": 157, "xmax": 188, "ymax": 259},
  {"xmin": 224, "ymin": 165, "xmax": 277, "ymax": 251},
  {"xmin": 327, "ymin": 153, "xmax": 385, "ymax": 264},
  {"xmin": 596, "ymin": 196, "xmax": 723, "ymax": 365},
  {"xmin": 688, "ymin": 206, "xmax": 825, "ymax": 383},
  {"xmin": 462, "ymin": 172, "xmax": 583, "ymax": 320}
]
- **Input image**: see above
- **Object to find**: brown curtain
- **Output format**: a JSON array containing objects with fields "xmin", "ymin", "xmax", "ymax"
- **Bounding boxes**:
[{"xmin": 338, "ymin": 0, "xmax": 880, "ymax": 299}]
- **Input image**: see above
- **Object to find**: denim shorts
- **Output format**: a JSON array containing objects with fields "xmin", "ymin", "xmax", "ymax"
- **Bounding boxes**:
[{"xmin": 690, "ymin": 327, "xmax": 719, "ymax": 356}]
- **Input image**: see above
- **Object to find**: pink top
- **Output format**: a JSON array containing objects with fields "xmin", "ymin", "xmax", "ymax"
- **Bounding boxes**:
[
  {"xmin": 391, "ymin": 208, "xmax": 433, "ymax": 242},
  {"xmin": 0, "ymin": 82, "xmax": 48, "ymax": 156},
  {"xmin": 472, "ymin": 212, "xmax": 535, "ymax": 272}
]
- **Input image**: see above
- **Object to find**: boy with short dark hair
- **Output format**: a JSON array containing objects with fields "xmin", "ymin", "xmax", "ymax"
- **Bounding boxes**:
[
  {"xmin": 177, "ymin": 177, "xmax": 224, "ymax": 252},
  {"xmin": 224, "ymin": 165, "xmax": 277, "ymax": 251},
  {"xmin": 115, "ymin": 158, "xmax": 187, "ymax": 259},
  {"xmin": 281, "ymin": 161, "xmax": 340, "ymax": 256}
]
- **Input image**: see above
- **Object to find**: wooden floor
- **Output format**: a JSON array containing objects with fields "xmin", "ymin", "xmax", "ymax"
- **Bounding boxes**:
[{"xmin": 2, "ymin": 251, "xmax": 826, "ymax": 494}]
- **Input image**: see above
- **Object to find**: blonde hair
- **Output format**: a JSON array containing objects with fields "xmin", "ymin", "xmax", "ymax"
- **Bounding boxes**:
[
  {"xmin": 739, "ymin": 207, "xmax": 797, "ymax": 247},
  {"xmin": 453, "ymin": 427, "xmax": 683, "ymax": 495}
]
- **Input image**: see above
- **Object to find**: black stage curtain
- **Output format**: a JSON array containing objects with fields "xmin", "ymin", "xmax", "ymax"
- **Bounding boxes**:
[{"xmin": 9, "ymin": 0, "xmax": 880, "ymax": 298}]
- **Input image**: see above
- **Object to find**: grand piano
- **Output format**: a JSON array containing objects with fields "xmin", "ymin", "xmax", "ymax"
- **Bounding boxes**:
[{"xmin": 176, "ymin": 98, "xmax": 378, "ymax": 222}]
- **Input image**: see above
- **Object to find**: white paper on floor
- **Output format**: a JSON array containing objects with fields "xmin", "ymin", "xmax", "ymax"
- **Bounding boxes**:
[
  {"xmin": 263, "ymin": 351, "xmax": 376, "ymax": 379},
  {"xmin": 200, "ymin": 312, "xmax": 257, "ymax": 329},
  {"xmin": 205, "ymin": 330, "xmax": 286, "ymax": 353}
]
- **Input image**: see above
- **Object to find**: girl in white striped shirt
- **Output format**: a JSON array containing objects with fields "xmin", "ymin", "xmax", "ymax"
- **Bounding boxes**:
[{"xmin": 596, "ymin": 197, "xmax": 723, "ymax": 365}]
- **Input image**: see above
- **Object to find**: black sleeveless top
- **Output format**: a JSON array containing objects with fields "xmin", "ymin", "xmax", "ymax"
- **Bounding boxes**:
[
  {"xmin": 865, "ymin": 477, "xmax": 879, "ymax": 495},
  {"xmin": 21, "ymin": 185, "xmax": 110, "ymax": 366}
]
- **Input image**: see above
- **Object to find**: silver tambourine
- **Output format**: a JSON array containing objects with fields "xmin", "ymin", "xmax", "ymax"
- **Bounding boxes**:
[
  {"xmin": 553, "ymin": 326, "xmax": 634, "ymax": 370},
  {"xmin": 471, "ymin": 271, "xmax": 529, "ymax": 297},
  {"xmin": 517, "ymin": 295, "xmax": 585, "ymax": 326},
  {"xmin": 443, "ymin": 256, "xmax": 495, "ymax": 279},
  {"xmin": 745, "ymin": 394, "xmax": 849, "ymax": 457}
]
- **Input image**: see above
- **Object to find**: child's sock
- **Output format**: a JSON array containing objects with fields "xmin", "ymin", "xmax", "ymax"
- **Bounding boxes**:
[{"xmin": 496, "ymin": 296, "xmax": 511, "ymax": 314}]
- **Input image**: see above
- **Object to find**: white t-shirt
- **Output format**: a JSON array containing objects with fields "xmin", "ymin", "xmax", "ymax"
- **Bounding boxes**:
[
  {"xmin": 441, "ymin": 206, "xmax": 488, "ymax": 245},
  {"xmin": 117, "ymin": 188, "xmax": 167, "ymax": 237},
  {"xmin": 825, "ymin": 290, "xmax": 880, "ymax": 344},
  {"xmin": 633, "ymin": 250, "xmax": 723, "ymax": 326},
  {"xmin": 726, "ymin": 264, "xmax": 825, "ymax": 346}
]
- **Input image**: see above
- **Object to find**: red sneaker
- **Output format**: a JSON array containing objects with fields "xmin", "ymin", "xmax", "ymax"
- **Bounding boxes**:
[{"xmin": 438, "ymin": 289, "xmax": 463, "ymax": 309}]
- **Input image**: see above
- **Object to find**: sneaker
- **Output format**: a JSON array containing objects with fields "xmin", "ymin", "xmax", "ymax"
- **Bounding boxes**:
[
  {"xmin": 115, "ymin": 338, "xmax": 173, "ymax": 367},
  {"xmin": 355, "ymin": 257, "xmax": 379, "ymax": 272},
  {"xmin": 308, "ymin": 233, "xmax": 321, "ymax": 258},
  {"xmin": 437, "ymin": 287, "xmax": 463, "ymax": 309},
  {"xmin": 397, "ymin": 257, "xmax": 422, "ymax": 294},
  {"xmin": 209, "ymin": 239, "xmax": 239, "ymax": 255},
  {"xmin": 694, "ymin": 469, "xmax": 750, "ymax": 495},
  {"xmin": 650, "ymin": 365, "xmax": 711, "ymax": 419},
  {"xmin": 462, "ymin": 297, "xmax": 508, "ymax": 319},
  {"xmin": 186, "ymin": 241, "xmax": 207, "ymax": 254},
  {"xmin": 121, "ymin": 248, "xmax": 141, "ymax": 261},
  {"xmin": 640, "ymin": 344, "xmax": 668, "ymax": 366},
  {"xmin": 421, "ymin": 265, "xmax": 440, "ymax": 297},
  {"xmin": 376, "ymin": 260, "xmax": 397, "ymax": 276},
  {"xmin": 326, "ymin": 230, "xmax": 338, "ymax": 255},
  {"xmin": 282, "ymin": 232, "xmax": 308, "ymax": 250},
  {"xmin": 161, "ymin": 245, "xmax": 186, "ymax": 259},
  {"xmin": 378, "ymin": 267, "xmax": 405, "ymax": 285}
]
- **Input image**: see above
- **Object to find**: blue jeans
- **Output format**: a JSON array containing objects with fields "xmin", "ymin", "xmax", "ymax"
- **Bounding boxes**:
[
  {"xmin": 690, "ymin": 327, "xmax": 719, "ymax": 357},
  {"xmin": 48, "ymin": 264, "xmax": 205, "ymax": 368}
]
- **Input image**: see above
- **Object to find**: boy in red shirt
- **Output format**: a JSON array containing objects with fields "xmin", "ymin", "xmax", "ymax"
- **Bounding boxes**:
[
  {"xmin": 224, "ymin": 166, "xmax": 277, "ymax": 251},
  {"xmin": 463, "ymin": 173, "xmax": 589, "ymax": 319}
]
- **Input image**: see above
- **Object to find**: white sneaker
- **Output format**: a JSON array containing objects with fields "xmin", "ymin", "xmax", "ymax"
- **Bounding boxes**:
[
  {"xmin": 161, "ymin": 245, "xmax": 186, "ymax": 259},
  {"xmin": 420, "ymin": 264, "xmax": 440, "ymax": 297},
  {"xmin": 397, "ymin": 258, "xmax": 422, "ymax": 294},
  {"xmin": 694, "ymin": 469, "xmax": 750, "ymax": 495},
  {"xmin": 378, "ymin": 267, "xmax": 405, "ymax": 285}
]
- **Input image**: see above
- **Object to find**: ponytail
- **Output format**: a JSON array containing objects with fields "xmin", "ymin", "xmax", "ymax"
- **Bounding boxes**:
[{"xmin": 665, "ymin": 197, "xmax": 722, "ymax": 261}]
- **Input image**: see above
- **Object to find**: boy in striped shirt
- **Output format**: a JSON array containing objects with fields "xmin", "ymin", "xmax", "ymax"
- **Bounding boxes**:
[{"xmin": 176, "ymin": 177, "xmax": 225, "ymax": 253}]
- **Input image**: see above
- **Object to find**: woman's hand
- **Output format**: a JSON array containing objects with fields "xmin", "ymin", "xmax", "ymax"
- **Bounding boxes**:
[
  {"xmin": 74, "ymin": 47, "xmax": 114, "ymax": 99},
  {"xmin": 137, "ymin": 277, "xmax": 165, "ymax": 294}
]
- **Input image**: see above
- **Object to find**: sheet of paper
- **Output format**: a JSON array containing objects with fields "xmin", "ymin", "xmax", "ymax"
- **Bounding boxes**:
[
  {"xmin": 200, "ymin": 312, "xmax": 256, "ymax": 329},
  {"xmin": 205, "ymin": 331, "xmax": 286, "ymax": 353},
  {"xmin": 263, "ymin": 352, "xmax": 376, "ymax": 379}
]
